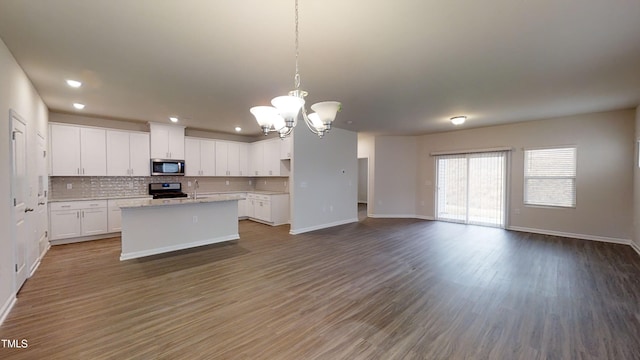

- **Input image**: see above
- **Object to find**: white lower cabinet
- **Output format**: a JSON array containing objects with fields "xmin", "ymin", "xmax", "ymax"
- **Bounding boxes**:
[
  {"xmin": 246, "ymin": 193, "xmax": 289, "ymax": 225},
  {"xmin": 49, "ymin": 200, "xmax": 108, "ymax": 240}
]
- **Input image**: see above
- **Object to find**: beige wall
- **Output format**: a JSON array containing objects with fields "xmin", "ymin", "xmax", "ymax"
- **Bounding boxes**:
[
  {"xmin": 634, "ymin": 106, "xmax": 640, "ymax": 249},
  {"xmin": 372, "ymin": 136, "xmax": 418, "ymax": 217},
  {"xmin": 416, "ymin": 109, "xmax": 635, "ymax": 241}
]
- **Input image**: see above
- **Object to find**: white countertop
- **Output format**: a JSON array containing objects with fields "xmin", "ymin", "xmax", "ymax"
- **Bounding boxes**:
[
  {"xmin": 117, "ymin": 194, "xmax": 245, "ymax": 209},
  {"xmin": 48, "ymin": 191, "xmax": 287, "ymax": 203}
]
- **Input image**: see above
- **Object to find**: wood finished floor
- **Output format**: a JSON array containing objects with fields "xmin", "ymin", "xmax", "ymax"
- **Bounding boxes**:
[{"xmin": 2, "ymin": 217, "xmax": 640, "ymax": 359}]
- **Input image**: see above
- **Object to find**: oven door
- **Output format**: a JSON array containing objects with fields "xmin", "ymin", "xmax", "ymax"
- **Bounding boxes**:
[{"xmin": 151, "ymin": 159, "xmax": 185, "ymax": 176}]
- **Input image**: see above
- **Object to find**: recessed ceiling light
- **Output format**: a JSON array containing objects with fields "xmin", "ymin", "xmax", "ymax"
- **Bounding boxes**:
[
  {"xmin": 235, "ymin": 127, "xmax": 242, "ymax": 132},
  {"xmin": 169, "ymin": 117, "xmax": 179, "ymax": 123},
  {"xmin": 450, "ymin": 116, "xmax": 466, "ymax": 125},
  {"xmin": 73, "ymin": 103, "xmax": 85, "ymax": 110},
  {"xmin": 66, "ymin": 79, "xmax": 82, "ymax": 88}
]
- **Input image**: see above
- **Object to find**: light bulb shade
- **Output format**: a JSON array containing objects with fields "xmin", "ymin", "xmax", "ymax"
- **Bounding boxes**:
[
  {"xmin": 273, "ymin": 115, "xmax": 286, "ymax": 131},
  {"xmin": 271, "ymin": 96, "xmax": 305, "ymax": 120},
  {"xmin": 308, "ymin": 113, "xmax": 326, "ymax": 131},
  {"xmin": 310, "ymin": 101, "xmax": 341, "ymax": 125},
  {"xmin": 450, "ymin": 116, "xmax": 466, "ymax": 125},
  {"xmin": 250, "ymin": 106, "xmax": 280, "ymax": 127}
]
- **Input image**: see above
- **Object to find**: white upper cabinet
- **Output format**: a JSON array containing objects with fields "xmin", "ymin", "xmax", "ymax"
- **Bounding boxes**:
[
  {"xmin": 149, "ymin": 123, "xmax": 185, "ymax": 160},
  {"xmin": 250, "ymin": 141, "xmax": 264, "ymax": 176},
  {"xmin": 216, "ymin": 141, "xmax": 244, "ymax": 176},
  {"xmin": 280, "ymin": 136, "xmax": 292, "ymax": 159},
  {"xmin": 263, "ymin": 139, "xmax": 281, "ymax": 176},
  {"xmin": 238, "ymin": 143, "xmax": 249, "ymax": 176},
  {"xmin": 106, "ymin": 130, "xmax": 150, "ymax": 176},
  {"xmin": 50, "ymin": 123, "xmax": 106, "ymax": 176},
  {"xmin": 185, "ymin": 137, "xmax": 216, "ymax": 176}
]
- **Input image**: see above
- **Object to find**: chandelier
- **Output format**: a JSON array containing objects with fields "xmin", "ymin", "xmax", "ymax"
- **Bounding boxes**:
[{"xmin": 250, "ymin": 0, "xmax": 341, "ymax": 139}]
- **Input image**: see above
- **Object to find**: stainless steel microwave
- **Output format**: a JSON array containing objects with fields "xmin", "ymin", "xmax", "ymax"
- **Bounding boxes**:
[{"xmin": 151, "ymin": 159, "xmax": 185, "ymax": 176}]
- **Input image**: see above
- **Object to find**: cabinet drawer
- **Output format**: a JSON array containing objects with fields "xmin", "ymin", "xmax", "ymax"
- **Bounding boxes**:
[{"xmin": 50, "ymin": 200, "xmax": 108, "ymax": 211}]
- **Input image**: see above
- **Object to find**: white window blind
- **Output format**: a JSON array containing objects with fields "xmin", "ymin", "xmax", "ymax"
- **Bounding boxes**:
[{"xmin": 524, "ymin": 147, "xmax": 576, "ymax": 207}]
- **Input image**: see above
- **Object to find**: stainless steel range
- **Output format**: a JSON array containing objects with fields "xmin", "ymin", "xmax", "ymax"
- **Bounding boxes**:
[{"xmin": 148, "ymin": 182, "xmax": 188, "ymax": 199}]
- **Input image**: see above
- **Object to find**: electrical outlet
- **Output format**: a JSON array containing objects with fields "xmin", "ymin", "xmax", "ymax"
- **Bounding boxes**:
[
  {"xmin": 226, "ymin": 180, "xmax": 229, "ymax": 185},
  {"xmin": 284, "ymin": 181, "xmax": 287, "ymax": 187},
  {"xmin": 249, "ymin": 180, "xmax": 252, "ymax": 185},
  {"xmin": 66, "ymin": 183, "xmax": 72, "ymax": 190},
  {"xmin": 188, "ymin": 181, "xmax": 192, "ymax": 187}
]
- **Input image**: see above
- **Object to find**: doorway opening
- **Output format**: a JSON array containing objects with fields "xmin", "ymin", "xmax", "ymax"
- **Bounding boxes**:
[
  {"xmin": 358, "ymin": 158, "xmax": 368, "ymax": 221},
  {"xmin": 435, "ymin": 151, "xmax": 507, "ymax": 227}
]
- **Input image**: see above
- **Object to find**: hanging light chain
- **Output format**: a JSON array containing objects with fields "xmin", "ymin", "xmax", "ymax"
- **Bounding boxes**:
[{"xmin": 294, "ymin": 0, "xmax": 301, "ymax": 90}]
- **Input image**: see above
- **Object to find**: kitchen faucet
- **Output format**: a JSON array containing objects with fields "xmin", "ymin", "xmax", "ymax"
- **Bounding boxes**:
[{"xmin": 193, "ymin": 180, "xmax": 199, "ymax": 199}]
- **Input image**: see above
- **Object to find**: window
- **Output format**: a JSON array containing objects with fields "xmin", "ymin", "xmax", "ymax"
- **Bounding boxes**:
[{"xmin": 524, "ymin": 147, "xmax": 576, "ymax": 207}]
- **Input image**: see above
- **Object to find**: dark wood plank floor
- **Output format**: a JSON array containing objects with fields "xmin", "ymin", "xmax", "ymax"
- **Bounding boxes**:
[{"xmin": 2, "ymin": 217, "xmax": 640, "ymax": 359}]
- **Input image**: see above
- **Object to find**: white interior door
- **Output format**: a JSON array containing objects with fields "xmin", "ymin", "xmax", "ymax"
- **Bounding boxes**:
[
  {"xmin": 436, "ymin": 152, "xmax": 507, "ymax": 227},
  {"xmin": 11, "ymin": 110, "xmax": 29, "ymax": 291},
  {"xmin": 36, "ymin": 132, "xmax": 49, "ymax": 257}
]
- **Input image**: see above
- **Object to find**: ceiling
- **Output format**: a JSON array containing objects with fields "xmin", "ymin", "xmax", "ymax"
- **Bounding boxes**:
[{"xmin": 1, "ymin": 0, "xmax": 639, "ymax": 137}]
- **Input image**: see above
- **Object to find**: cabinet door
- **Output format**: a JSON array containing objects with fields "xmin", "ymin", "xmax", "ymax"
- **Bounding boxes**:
[
  {"xmin": 81, "ymin": 208, "xmax": 108, "ymax": 235},
  {"xmin": 238, "ymin": 143, "xmax": 249, "ymax": 176},
  {"xmin": 264, "ymin": 140, "xmax": 281, "ymax": 176},
  {"xmin": 106, "ymin": 130, "xmax": 131, "ymax": 176},
  {"xmin": 50, "ymin": 124, "xmax": 81, "ymax": 176},
  {"xmin": 80, "ymin": 127, "xmax": 107, "ymax": 176},
  {"xmin": 250, "ymin": 142, "xmax": 264, "ymax": 176},
  {"xmin": 200, "ymin": 140, "xmax": 216, "ymax": 176},
  {"xmin": 168, "ymin": 126, "xmax": 185, "ymax": 160},
  {"xmin": 184, "ymin": 138, "xmax": 201, "ymax": 176},
  {"xmin": 108, "ymin": 206, "xmax": 122, "ymax": 232},
  {"xmin": 129, "ymin": 132, "xmax": 150, "ymax": 176},
  {"xmin": 150, "ymin": 124, "xmax": 170, "ymax": 158},
  {"xmin": 246, "ymin": 199, "xmax": 255, "ymax": 218},
  {"xmin": 255, "ymin": 200, "xmax": 272, "ymax": 222},
  {"xmin": 215, "ymin": 141, "xmax": 229, "ymax": 176},
  {"xmin": 280, "ymin": 136, "xmax": 292, "ymax": 159},
  {"xmin": 227, "ymin": 142, "xmax": 240, "ymax": 176},
  {"xmin": 238, "ymin": 198, "xmax": 248, "ymax": 218},
  {"xmin": 50, "ymin": 210, "xmax": 82, "ymax": 240}
]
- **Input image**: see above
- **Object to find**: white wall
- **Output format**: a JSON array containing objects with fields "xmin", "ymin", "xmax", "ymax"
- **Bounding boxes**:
[
  {"xmin": 371, "ymin": 136, "xmax": 418, "ymax": 217},
  {"xmin": 417, "ymin": 109, "xmax": 635, "ymax": 242},
  {"xmin": 290, "ymin": 127, "xmax": 358, "ymax": 234},
  {"xmin": 0, "ymin": 37, "xmax": 48, "ymax": 324}
]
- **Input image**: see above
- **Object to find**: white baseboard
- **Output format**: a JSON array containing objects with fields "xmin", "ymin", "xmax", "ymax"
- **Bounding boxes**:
[
  {"xmin": 0, "ymin": 295, "xmax": 17, "ymax": 326},
  {"xmin": 290, "ymin": 218, "xmax": 359, "ymax": 235},
  {"xmin": 415, "ymin": 215, "xmax": 435, "ymax": 221},
  {"xmin": 50, "ymin": 232, "xmax": 121, "ymax": 245},
  {"xmin": 369, "ymin": 213, "xmax": 417, "ymax": 219},
  {"xmin": 368, "ymin": 213, "xmax": 435, "ymax": 221},
  {"xmin": 507, "ymin": 226, "xmax": 631, "ymax": 245},
  {"xmin": 120, "ymin": 234, "xmax": 239, "ymax": 261},
  {"xmin": 631, "ymin": 241, "xmax": 640, "ymax": 257}
]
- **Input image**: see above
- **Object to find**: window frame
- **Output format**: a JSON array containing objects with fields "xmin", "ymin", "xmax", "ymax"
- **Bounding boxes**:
[{"xmin": 523, "ymin": 145, "xmax": 577, "ymax": 209}]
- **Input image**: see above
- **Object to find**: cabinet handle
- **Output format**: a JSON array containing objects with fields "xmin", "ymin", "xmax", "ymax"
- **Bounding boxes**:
[
  {"xmin": 77, "ymin": 211, "xmax": 80, "ymax": 219},
  {"xmin": 82, "ymin": 168, "xmax": 85, "ymax": 175},
  {"xmin": 77, "ymin": 168, "xmax": 80, "ymax": 174}
]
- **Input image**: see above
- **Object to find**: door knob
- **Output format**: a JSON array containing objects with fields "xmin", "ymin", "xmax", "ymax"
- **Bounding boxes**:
[
  {"xmin": 25, "ymin": 208, "xmax": 34, "ymax": 213},
  {"xmin": 38, "ymin": 202, "xmax": 45, "ymax": 206}
]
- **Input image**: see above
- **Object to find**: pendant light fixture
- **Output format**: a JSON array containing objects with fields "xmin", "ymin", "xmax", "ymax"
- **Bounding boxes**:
[{"xmin": 250, "ymin": 0, "xmax": 341, "ymax": 139}]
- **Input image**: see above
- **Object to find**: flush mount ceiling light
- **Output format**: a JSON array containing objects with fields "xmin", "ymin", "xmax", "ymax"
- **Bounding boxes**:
[
  {"xmin": 250, "ymin": 0, "xmax": 341, "ymax": 139},
  {"xmin": 66, "ymin": 79, "xmax": 82, "ymax": 88},
  {"xmin": 169, "ymin": 117, "xmax": 179, "ymax": 123},
  {"xmin": 235, "ymin": 127, "xmax": 242, "ymax": 132},
  {"xmin": 73, "ymin": 103, "xmax": 85, "ymax": 110},
  {"xmin": 450, "ymin": 116, "xmax": 466, "ymax": 125}
]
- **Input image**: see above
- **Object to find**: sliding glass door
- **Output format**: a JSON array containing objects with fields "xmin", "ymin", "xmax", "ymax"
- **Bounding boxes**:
[{"xmin": 436, "ymin": 152, "xmax": 507, "ymax": 227}]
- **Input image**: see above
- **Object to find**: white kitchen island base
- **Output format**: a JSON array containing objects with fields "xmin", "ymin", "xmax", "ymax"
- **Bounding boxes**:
[{"xmin": 119, "ymin": 196, "xmax": 241, "ymax": 261}]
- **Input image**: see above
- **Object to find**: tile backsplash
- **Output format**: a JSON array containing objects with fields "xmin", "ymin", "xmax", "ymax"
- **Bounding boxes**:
[{"xmin": 49, "ymin": 176, "xmax": 288, "ymax": 199}]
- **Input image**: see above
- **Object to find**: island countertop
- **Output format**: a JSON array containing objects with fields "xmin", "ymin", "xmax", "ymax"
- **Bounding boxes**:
[{"xmin": 118, "ymin": 194, "xmax": 245, "ymax": 209}]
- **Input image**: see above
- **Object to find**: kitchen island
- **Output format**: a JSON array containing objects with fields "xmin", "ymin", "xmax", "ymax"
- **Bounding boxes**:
[{"xmin": 118, "ymin": 194, "xmax": 244, "ymax": 260}]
